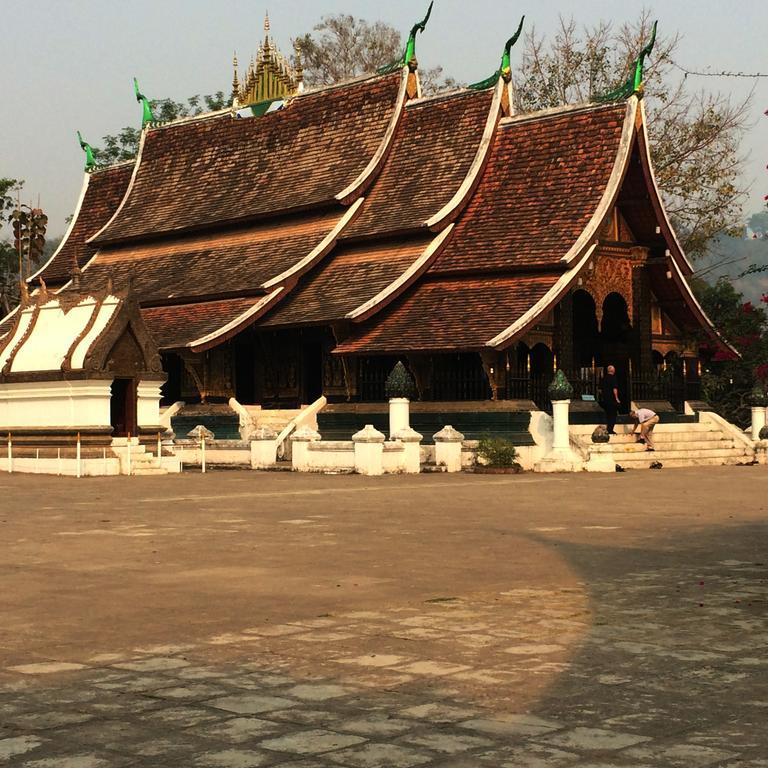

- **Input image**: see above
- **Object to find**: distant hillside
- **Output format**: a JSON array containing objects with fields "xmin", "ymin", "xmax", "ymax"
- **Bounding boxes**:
[{"xmin": 695, "ymin": 212, "xmax": 768, "ymax": 300}]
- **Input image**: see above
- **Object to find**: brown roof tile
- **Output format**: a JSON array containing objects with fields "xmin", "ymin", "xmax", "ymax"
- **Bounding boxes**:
[
  {"xmin": 93, "ymin": 73, "xmax": 403, "ymax": 244},
  {"xmin": 261, "ymin": 236, "xmax": 433, "ymax": 327},
  {"xmin": 336, "ymin": 274, "xmax": 560, "ymax": 354},
  {"xmin": 142, "ymin": 297, "xmax": 259, "ymax": 350},
  {"xmin": 344, "ymin": 89, "xmax": 495, "ymax": 239},
  {"xmin": 79, "ymin": 210, "xmax": 340, "ymax": 302},
  {"xmin": 34, "ymin": 164, "xmax": 133, "ymax": 286},
  {"xmin": 431, "ymin": 103, "xmax": 627, "ymax": 274}
]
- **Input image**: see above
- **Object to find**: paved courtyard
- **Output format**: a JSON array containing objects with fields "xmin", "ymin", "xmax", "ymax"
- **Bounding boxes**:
[{"xmin": 0, "ymin": 467, "xmax": 767, "ymax": 767}]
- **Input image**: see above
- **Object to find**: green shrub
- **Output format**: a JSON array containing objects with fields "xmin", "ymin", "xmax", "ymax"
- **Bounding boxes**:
[{"xmin": 477, "ymin": 437, "xmax": 518, "ymax": 467}]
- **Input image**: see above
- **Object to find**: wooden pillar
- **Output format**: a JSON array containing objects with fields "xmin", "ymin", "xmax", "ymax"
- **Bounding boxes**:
[
  {"xmin": 479, "ymin": 350, "xmax": 502, "ymax": 401},
  {"xmin": 632, "ymin": 265, "xmax": 653, "ymax": 376},
  {"xmin": 554, "ymin": 295, "xmax": 574, "ymax": 373}
]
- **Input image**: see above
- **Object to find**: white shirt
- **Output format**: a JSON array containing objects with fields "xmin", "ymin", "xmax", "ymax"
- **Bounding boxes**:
[{"xmin": 635, "ymin": 408, "xmax": 656, "ymax": 423}]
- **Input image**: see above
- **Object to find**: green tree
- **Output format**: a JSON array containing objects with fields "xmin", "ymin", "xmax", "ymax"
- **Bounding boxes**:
[
  {"xmin": 694, "ymin": 277, "xmax": 768, "ymax": 425},
  {"xmin": 515, "ymin": 12, "xmax": 750, "ymax": 259},
  {"xmin": 92, "ymin": 93, "xmax": 227, "ymax": 166},
  {"xmin": 1, "ymin": 178, "xmax": 23, "ymax": 317}
]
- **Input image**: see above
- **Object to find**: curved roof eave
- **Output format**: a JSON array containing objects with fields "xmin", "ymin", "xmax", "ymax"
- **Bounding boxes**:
[
  {"xmin": 424, "ymin": 79, "xmax": 503, "ymax": 230},
  {"xmin": 486, "ymin": 245, "xmax": 597, "ymax": 350},
  {"xmin": 335, "ymin": 67, "xmax": 410, "ymax": 205},
  {"xmin": 85, "ymin": 129, "xmax": 149, "ymax": 247}
]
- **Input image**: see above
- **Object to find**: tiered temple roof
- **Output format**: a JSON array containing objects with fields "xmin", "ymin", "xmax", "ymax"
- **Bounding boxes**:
[{"xmin": 13, "ymin": 22, "xmax": 730, "ymax": 361}]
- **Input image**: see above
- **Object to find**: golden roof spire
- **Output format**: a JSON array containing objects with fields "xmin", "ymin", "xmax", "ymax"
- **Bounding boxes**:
[
  {"xmin": 230, "ymin": 11, "xmax": 303, "ymax": 109},
  {"xmin": 232, "ymin": 52, "xmax": 240, "ymax": 101}
]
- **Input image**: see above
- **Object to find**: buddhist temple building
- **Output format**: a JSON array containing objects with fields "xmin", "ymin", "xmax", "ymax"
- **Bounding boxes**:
[{"xmin": 1, "ymin": 12, "xmax": 736, "ymax": 448}]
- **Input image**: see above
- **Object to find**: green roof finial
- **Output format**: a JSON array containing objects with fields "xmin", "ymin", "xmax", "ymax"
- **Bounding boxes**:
[
  {"xmin": 377, "ymin": 1, "xmax": 434, "ymax": 74},
  {"xmin": 77, "ymin": 131, "xmax": 96, "ymax": 172},
  {"xmin": 596, "ymin": 20, "xmax": 658, "ymax": 102},
  {"xmin": 468, "ymin": 16, "xmax": 525, "ymax": 91},
  {"xmin": 133, "ymin": 77, "xmax": 156, "ymax": 126},
  {"xmin": 403, "ymin": 1, "xmax": 433, "ymax": 67},
  {"xmin": 633, "ymin": 19, "xmax": 657, "ymax": 93}
]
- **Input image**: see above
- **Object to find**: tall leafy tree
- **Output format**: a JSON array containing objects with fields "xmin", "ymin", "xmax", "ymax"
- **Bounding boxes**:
[
  {"xmin": 694, "ymin": 278, "xmax": 768, "ymax": 425},
  {"xmin": 1, "ymin": 178, "xmax": 23, "ymax": 317},
  {"xmin": 295, "ymin": 14, "xmax": 458, "ymax": 95},
  {"xmin": 515, "ymin": 12, "xmax": 750, "ymax": 259}
]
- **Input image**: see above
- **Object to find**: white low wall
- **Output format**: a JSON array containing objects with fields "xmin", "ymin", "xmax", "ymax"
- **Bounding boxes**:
[
  {"xmin": 0, "ymin": 378, "xmax": 163, "ymax": 431},
  {"xmin": 0, "ymin": 456, "xmax": 122, "ymax": 476},
  {"xmin": 0, "ymin": 380, "xmax": 112, "ymax": 428},
  {"xmin": 306, "ymin": 441, "xmax": 356, "ymax": 472}
]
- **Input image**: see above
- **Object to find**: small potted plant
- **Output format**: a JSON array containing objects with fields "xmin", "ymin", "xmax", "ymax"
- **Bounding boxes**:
[
  {"xmin": 385, "ymin": 361, "xmax": 417, "ymax": 437},
  {"xmin": 475, "ymin": 436, "xmax": 523, "ymax": 474}
]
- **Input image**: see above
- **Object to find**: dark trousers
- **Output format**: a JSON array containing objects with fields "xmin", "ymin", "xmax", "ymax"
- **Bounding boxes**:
[{"xmin": 604, "ymin": 405, "xmax": 618, "ymax": 433}]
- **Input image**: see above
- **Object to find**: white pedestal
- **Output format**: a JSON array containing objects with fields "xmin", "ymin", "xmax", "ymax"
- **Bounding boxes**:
[
  {"xmin": 389, "ymin": 398, "xmax": 410, "ymax": 439},
  {"xmin": 433, "ymin": 425, "xmax": 464, "ymax": 473},
  {"xmin": 751, "ymin": 406, "xmax": 766, "ymax": 440},
  {"xmin": 551, "ymin": 399, "xmax": 570, "ymax": 450},
  {"xmin": 392, "ymin": 426, "xmax": 423, "ymax": 474},
  {"xmin": 291, "ymin": 426, "xmax": 321, "ymax": 472},
  {"xmin": 535, "ymin": 399, "xmax": 581, "ymax": 472},
  {"xmin": 585, "ymin": 443, "xmax": 615, "ymax": 472},
  {"xmin": 353, "ymin": 424, "xmax": 386, "ymax": 476},
  {"xmin": 250, "ymin": 426, "xmax": 278, "ymax": 469}
]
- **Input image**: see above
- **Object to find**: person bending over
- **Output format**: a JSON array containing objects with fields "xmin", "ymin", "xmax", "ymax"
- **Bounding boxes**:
[{"xmin": 629, "ymin": 407, "xmax": 660, "ymax": 451}]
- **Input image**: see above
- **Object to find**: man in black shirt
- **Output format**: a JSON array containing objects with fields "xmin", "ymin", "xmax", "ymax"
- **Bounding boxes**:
[{"xmin": 601, "ymin": 365, "xmax": 621, "ymax": 435}]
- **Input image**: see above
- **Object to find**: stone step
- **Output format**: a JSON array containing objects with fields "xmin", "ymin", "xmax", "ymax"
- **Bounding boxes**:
[
  {"xmin": 132, "ymin": 467, "xmax": 169, "ymax": 476},
  {"xmin": 614, "ymin": 455, "xmax": 754, "ymax": 469},
  {"xmin": 420, "ymin": 463, "xmax": 447, "ymax": 473},
  {"xmin": 111, "ymin": 437, "xmax": 141, "ymax": 447},
  {"xmin": 612, "ymin": 446, "xmax": 748, "ymax": 462},
  {"xmin": 571, "ymin": 422, "xmax": 715, "ymax": 434},
  {"xmin": 600, "ymin": 431, "xmax": 727, "ymax": 443},
  {"xmin": 607, "ymin": 440, "xmax": 736, "ymax": 453}
]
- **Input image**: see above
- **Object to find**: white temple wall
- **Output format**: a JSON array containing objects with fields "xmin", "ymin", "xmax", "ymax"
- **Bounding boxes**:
[
  {"xmin": 137, "ymin": 382, "xmax": 163, "ymax": 428},
  {"xmin": 0, "ymin": 380, "xmax": 112, "ymax": 428}
]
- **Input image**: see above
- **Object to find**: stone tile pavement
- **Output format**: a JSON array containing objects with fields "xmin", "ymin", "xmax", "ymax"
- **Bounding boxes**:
[{"xmin": 0, "ymin": 469, "xmax": 767, "ymax": 766}]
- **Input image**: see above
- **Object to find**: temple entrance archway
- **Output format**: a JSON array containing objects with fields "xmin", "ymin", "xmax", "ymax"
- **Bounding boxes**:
[
  {"xmin": 600, "ymin": 292, "xmax": 635, "ymax": 410},
  {"xmin": 110, "ymin": 378, "xmax": 137, "ymax": 437},
  {"xmin": 572, "ymin": 290, "xmax": 600, "ymax": 367}
]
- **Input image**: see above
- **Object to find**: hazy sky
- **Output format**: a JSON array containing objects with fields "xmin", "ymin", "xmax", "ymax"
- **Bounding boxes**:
[{"xmin": 1, "ymin": 0, "xmax": 766, "ymax": 237}]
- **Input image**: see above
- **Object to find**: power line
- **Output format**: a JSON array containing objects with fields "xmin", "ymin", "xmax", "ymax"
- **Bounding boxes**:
[{"xmin": 670, "ymin": 61, "xmax": 768, "ymax": 79}]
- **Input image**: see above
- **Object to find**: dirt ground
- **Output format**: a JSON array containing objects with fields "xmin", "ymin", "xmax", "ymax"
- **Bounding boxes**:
[{"xmin": 0, "ymin": 467, "xmax": 766, "ymax": 766}]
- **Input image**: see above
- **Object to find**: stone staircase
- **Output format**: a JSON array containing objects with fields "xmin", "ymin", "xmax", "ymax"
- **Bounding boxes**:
[
  {"xmin": 247, "ymin": 407, "xmax": 305, "ymax": 435},
  {"xmin": 111, "ymin": 437, "xmax": 168, "ymax": 475},
  {"xmin": 571, "ymin": 421, "xmax": 755, "ymax": 469}
]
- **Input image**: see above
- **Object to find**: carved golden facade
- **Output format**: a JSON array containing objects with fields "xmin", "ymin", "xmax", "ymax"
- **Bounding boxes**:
[{"xmin": 232, "ymin": 14, "xmax": 303, "ymax": 107}]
